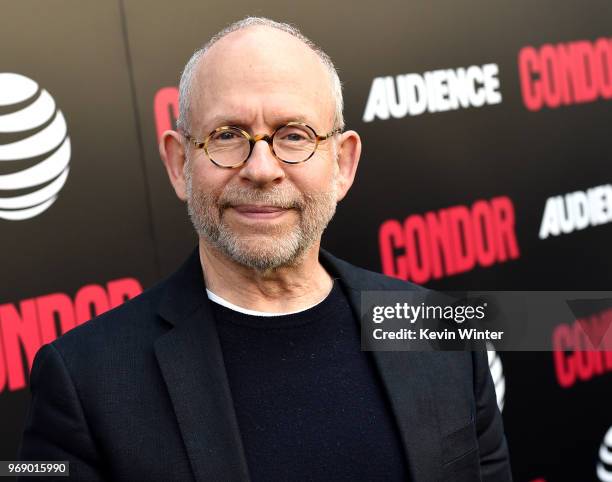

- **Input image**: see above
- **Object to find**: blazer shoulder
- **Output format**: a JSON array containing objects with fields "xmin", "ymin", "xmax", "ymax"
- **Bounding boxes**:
[
  {"xmin": 50, "ymin": 247, "xmax": 205, "ymax": 360},
  {"xmin": 50, "ymin": 275, "xmax": 169, "ymax": 360}
]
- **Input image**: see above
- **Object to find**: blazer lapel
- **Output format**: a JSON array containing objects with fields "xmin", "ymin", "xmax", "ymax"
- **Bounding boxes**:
[
  {"xmin": 154, "ymin": 248, "xmax": 250, "ymax": 482},
  {"xmin": 320, "ymin": 249, "xmax": 443, "ymax": 482}
]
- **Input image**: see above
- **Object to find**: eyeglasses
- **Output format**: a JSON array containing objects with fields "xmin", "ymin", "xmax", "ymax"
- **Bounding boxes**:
[{"xmin": 182, "ymin": 122, "xmax": 341, "ymax": 168}]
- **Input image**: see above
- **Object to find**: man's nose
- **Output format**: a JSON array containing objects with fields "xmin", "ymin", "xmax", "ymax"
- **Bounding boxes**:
[{"xmin": 237, "ymin": 138, "xmax": 286, "ymax": 186}]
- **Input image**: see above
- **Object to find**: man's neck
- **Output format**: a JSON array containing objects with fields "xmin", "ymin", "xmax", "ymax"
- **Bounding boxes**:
[{"xmin": 198, "ymin": 240, "xmax": 334, "ymax": 313}]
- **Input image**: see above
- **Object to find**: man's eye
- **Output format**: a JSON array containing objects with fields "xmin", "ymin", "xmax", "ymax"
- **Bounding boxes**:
[
  {"xmin": 284, "ymin": 133, "xmax": 306, "ymax": 142},
  {"xmin": 218, "ymin": 132, "xmax": 237, "ymax": 140}
]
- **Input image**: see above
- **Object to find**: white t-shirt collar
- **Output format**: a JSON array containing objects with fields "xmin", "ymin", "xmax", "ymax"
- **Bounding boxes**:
[{"xmin": 205, "ymin": 287, "xmax": 331, "ymax": 317}]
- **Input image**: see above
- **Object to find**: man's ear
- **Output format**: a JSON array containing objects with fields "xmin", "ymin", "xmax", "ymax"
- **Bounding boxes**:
[
  {"xmin": 334, "ymin": 130, "xmax": 362, "ymax": 202},
  {"xmin": 159, "ymin": 130, "xmax": 188, "ymax": 201}
]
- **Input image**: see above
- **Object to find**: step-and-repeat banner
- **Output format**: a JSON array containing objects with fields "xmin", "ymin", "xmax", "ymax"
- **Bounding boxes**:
[{"xmin": 1, "ymin": 1, "xmax": 611, "ymax": 480}]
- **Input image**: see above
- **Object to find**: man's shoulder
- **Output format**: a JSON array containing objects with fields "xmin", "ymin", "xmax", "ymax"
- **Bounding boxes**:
[
  {"xmin": 49, "ymin": 273, "xmax": 172, "ymax": 365},
  {"xmin": 51, "ymin": 248, "xmax": 203, "ymax": 356}
]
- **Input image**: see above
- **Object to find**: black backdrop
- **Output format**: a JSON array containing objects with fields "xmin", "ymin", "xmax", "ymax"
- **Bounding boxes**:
[{"xmin": 1, "ymin": 1, "xmax": 611, "ymax": 481}]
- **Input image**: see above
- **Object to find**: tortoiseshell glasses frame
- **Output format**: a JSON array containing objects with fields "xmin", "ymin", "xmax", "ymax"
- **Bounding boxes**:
[{"xmin": 181, "ymin": 121, "xmax": 341, "ymax": 168}]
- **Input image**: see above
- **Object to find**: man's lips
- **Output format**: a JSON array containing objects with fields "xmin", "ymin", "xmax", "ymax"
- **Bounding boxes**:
[
  {"xmin": 233, "ymin": 204, "xmax": 287, "ymax": 213},
  {"xmin": 229, "ymin": 204, "xmax": 292, "ymax": 219}
]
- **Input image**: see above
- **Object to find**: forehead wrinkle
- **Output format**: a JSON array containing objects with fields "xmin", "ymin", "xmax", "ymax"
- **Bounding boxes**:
[
  {"xmin": 204, "ymin": 113, "xmax": 313, "ymax": 131},
  {"xmin": 199, "ymin": 93, "xmax": 324, "ymax": 133},
  {"xmin": 194, "ymin": 83, "xmax": 331, "ymax": 135}
]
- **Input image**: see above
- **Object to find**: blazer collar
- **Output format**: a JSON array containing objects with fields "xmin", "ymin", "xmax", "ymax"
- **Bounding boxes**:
[
  {"xmin": 155, "ymin": 246, "xmax": 441, "ymax": 482},
  {"xmin": 156, "ymin": 247, "xmax": 207, "ymax": 327}
]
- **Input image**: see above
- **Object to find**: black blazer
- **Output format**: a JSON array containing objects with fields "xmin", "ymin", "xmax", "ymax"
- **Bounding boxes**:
[{"xmin": 18, "ymin": 248, "xmax": 512, "ymax": 482}]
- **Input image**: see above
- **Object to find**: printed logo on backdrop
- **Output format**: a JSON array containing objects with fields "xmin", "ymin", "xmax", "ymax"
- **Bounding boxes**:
[
  {"xmin": 154, "ymin": 87, "xmax": 178, "ymax": 143},
  {"xmin": 597, "ymin": 426, "xmax": 612, "ymax": 482},
  {"xmin": 487, "ymin": 343, "xmax": 505, "ymax": 411},
  {"xmin": 379, "ymin": 195, "xmax": 520, "ymax": 284},
  {"xmin": 363, "ymin": 63, "xmax": 502, "ymax": 122},
  {"xmin": 519, "ymin": 37, "xmax": 612, "ymax": 111},
  {"xmin": 0, "ymin": 278, "xmax": 143, "ymax": 394},
  {"xmin": 539, "ymin": 183, "xmax": 612, "ymax": 239},
  {"xmin": 552, "ymin": 300, "xmax": 612, "ymax": 388},
  {"xmin": 0, "ymin": 73, "xmax": 70, "ymax": 220}
]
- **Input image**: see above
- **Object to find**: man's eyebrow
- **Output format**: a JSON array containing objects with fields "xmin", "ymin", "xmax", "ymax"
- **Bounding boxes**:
[{"xmin": 205, "ymin": 116, "xmax": 245, "ymax": 130}]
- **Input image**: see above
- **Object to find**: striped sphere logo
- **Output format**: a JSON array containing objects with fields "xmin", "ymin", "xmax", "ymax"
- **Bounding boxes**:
[
  {"xmin": 487, "ymin": 343, "xmax": 505, "ymax": 412},
  {"xmin": 598, "ymin": 426, "xmax": 612, "ymax": 482},
  {"xmin": 0, "ymin": 73, "xmax": 70, "ymax": 220}
]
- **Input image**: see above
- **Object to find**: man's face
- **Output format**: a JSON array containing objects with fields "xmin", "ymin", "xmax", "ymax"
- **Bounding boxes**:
[{"xmin": 183, "ymin": 27, "xmax": 340, "ymax": 272}]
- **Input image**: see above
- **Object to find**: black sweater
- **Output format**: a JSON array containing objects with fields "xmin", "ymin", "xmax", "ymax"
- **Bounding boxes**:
[{"xmin": 211, "ymin": 281, "xmax": 409, "ymax": 482}]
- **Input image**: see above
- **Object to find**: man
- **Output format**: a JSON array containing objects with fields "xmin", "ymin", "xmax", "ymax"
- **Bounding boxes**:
[{"xmin": 18, "ymin": 17, "xmax": 512, "ymax": 482}]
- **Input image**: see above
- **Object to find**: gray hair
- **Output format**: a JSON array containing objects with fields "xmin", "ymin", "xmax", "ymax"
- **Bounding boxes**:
[{"xmin": 177, "ymin": 16, "xmax": 345, "ymax": 135}]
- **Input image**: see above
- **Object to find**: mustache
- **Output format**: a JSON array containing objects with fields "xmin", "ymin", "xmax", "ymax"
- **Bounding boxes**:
[{"xmin": 217, "ymin": 185, "xmax": 304, "ymax": 210}]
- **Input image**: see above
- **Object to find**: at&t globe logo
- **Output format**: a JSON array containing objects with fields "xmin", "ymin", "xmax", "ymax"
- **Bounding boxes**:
[
  {"xmin": 598, "ymin": 426, "xmax": 612, "ymax": 482},
  {"xmin": 0, "ymin": 73, "xmax": 70, "ymax": 220},
  {"xmin": 487, "ymin": 343, "xmax": 505, "ymax": 412}
]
